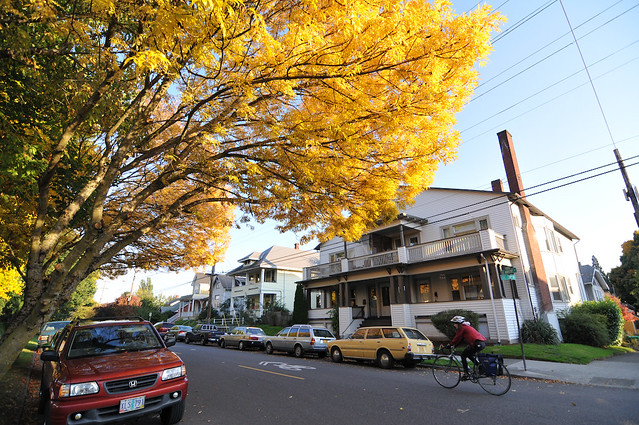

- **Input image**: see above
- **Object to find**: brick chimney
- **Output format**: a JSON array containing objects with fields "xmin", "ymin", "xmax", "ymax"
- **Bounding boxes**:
[
  {"xmin": 497, "ymin": 130, "xmax": 553, "ymax": 313},
  {"xmin": 491, "ymin": 179, "xmax": 504, "ymax": 192}
]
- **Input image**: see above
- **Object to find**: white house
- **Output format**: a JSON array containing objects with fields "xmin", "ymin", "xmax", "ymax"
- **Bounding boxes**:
[
  {"xmin": 228, "ymin": 245, "xmax": 319, "ymax": 317},
  {"xmin": 169, "ymin": 273, "xmax": 240, "ymax": 322},
  {"xmin": 299, "ymin": 130, "xmax": 586, "ymax": 342}
]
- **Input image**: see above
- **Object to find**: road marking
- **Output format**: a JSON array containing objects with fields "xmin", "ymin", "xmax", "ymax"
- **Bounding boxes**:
[
  {"xmin": 258, "ymin": 361, "xmax": 316, "ymax": 371},
  {"xmin": 238, "ymin": 365, "xmax": 305, "ymax": 380}
]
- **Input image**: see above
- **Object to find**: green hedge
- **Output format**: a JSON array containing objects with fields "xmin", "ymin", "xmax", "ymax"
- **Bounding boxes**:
[
  {"xmin": 569, "ymin": 299, "xmax": 623, "ymax": 345},
  {"xmin": 431, "ymin": 309, "xmax": 480, "ymax": 340},
  {"xmin": 521, "ymin": 318, "xmax": 559, "ymax": 345}
]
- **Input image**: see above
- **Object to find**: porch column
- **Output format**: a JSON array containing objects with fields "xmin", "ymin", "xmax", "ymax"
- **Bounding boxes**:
[{"xmin": 389, "ymin": 276, "xmax": 397, "ymax": 304}]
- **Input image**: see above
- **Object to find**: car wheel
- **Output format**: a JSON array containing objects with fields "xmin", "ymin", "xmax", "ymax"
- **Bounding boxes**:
[
  {"xmin": 294, "ymin": 344, "xmax": 304, "ymax": 358},
  {"xmin": 184, "ymin": 337, "xmax": 190, "ymax": 344},
  {"xmin": 377, "ymin": 349, "xmax": 394, "ymax": 369},
  {"xmin": 201, "ymin": 337, "xmax": 207, "ymax": 346},
  {"xmin": 265, "ymin": 342, "xmax": 273, "ymax": 354},
  {"xmin": 219, "ymin": 339, "xmax": 226, "ymax": 348},
  {"xmin": 331, "ymin": 347, "xmax": 343, "ymax": 363},
  {"xmin": 160, "ymin": 399, "xmax": 185, "ymax": 425},
  {"xmin": 239, "ymin": 341, "xmax": 245, "ymax": 351}
]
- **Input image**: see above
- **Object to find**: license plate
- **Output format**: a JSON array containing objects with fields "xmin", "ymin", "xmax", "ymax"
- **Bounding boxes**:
[{"xmin": 119, "ymin": 395, "xmax": 145, "ymax": 414}]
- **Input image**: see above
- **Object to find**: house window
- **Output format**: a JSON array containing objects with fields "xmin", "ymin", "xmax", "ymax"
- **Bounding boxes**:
[
  {"xmin": 549, "ymin": 276, "xmax": 569, "ymax": 301},
  {"xmin": 248, "ymin": 272, "xmax": 261, "ymax": 283},
  {"xmin": 417, "ymin": 280, "xmax": 431, "ymax": 303},
  {"xmin": 409, "ymin": 236, "xmax": 419, "ymax": 246},
  {"xmin": 442, "ymin": 217, "xmax": 490, "ymax": 238},
  {"xmin": 461, "ymin": 274, "xmax": 484, "ymax": 300},
  {"xmin": 214, "ymin": 295, "xmax": 220, "ymax": 308},
  {"xmin": 264, "ymin": 269, "xmax": 276, "ymax": 282},
  {"xmin": 450, "ymin": 278, "xmax": 461, "ymax": 301},
  {"xmin": 330, "ymin": 252, "xmax": 346, "ymax": 262}
]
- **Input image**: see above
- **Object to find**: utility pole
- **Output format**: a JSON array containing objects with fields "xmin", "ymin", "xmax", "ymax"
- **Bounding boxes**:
[
  {"xmin": 206, "ymin": 264, "xmax": 215, "ymax": 323},
  {"xmin": 614, "ymin": 148, "xmax": 639, "ymax": 227}
]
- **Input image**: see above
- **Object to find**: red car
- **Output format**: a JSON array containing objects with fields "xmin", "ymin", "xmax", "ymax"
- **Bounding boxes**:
[
  {"xmin": 154, "ymin": 321, "xmax": 176, "ymax": 337},
  {"xmin": 39, "ymin": 318, "xmax": 188, "ymax": 425}
]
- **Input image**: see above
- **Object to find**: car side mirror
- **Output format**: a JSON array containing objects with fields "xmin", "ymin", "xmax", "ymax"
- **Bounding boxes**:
[
  {"xmin": 164, "ymin": 337, "xmax": 176, "ymax": 347},
  {"xmin": 40, "ymin": 350, "xmax": 60, "ymax": 362}
]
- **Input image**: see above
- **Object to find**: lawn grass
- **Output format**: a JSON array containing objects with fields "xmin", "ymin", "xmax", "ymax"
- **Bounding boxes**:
[{"xmin": 484, "ymin": 343, "xmax": 634, "ymax": 364}]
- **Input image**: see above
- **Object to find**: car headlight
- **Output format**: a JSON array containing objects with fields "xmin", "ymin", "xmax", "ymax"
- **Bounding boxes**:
[
  {"xmin": 60, "ymin": 382, "xmax": 99, "ymax": 397},
  {"xmin": 161, "ymin": 365, "xmax": 186, "ymax": 381}
]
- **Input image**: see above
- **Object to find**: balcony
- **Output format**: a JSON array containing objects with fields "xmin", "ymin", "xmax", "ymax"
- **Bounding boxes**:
[{"xmin": 303, "ymin": 229, "xmax": 508, "ymax": 280}]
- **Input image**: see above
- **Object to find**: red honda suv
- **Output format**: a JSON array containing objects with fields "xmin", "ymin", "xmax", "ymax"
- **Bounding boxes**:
[{"xmin": 39, "ymin": 317, "xmax": 188, "ymax": 425}]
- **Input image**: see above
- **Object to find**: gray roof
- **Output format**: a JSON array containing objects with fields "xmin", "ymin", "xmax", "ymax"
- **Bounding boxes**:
[
  {"xmin": 579, "ymin": 264, "xmax": 610, "ymax": 291},
  {"xmin": 213, "ymin": 274, "xmax": 236, "ymax": 290}
]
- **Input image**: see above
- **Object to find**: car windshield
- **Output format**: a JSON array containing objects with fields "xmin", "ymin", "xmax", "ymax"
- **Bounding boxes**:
[
  {"xmin": 313, "ymin": 329, "xmax": 334, "ymax": 338},
  {"xmin": 247, "ymin": 328, "xmax": 265, "ymax": 335},
  {"xmin": 67, "ymin": 324, "xmax": 163, "ymax": 359},
  {"xmin": 401, "ymin": 328, "xmax": 428, "ymax": 340},
  {"xmin": 42, "ymin": 322, "xmax": 68, "ymax": 333}
]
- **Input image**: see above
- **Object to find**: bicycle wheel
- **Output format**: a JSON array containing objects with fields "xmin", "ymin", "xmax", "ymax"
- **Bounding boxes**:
[
  {"xmin": 477, "ymin": 364, "xmax": 512, "ymax": 396},
  {"xmin": 432, "ymin": 355, "xmax": 462, "ymax": 389}
]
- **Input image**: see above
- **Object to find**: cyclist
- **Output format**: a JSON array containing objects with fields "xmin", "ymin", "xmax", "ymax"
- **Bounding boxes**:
[{"xmin": 447, "ymin": 316, "xmax": 486, "ymax": 380}]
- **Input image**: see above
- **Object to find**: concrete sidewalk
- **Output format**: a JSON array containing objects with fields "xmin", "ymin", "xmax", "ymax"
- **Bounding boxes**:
[{"xmin": 504, "ymin": 351, "xmax": 639, "ymax": 390}]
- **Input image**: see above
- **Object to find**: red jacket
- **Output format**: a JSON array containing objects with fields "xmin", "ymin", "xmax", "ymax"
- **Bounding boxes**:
[{"xmin": 451, "ymin": 324, "xmax": 486, "ymax": 346}]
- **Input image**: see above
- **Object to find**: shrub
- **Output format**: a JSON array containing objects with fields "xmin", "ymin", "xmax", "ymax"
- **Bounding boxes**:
[
  {"xmin": 571, "ymin": 298, "xmax": 624, "ymax": 345},
  {"xmin": 521, "ymin": 318, "xmax": 559, "ymax": 345},
  {"xmin": 431, "ymin": 309, "xmax": 480, "ymax": 340},
  {"xmin": 560, "ymin": 311, "xmax": 609, "ymax": 347}
]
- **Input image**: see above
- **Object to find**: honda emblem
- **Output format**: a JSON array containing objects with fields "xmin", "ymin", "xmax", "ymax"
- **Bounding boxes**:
[{"xmin": 129, "ymin": 380, "xmax": 138, "ymax": 388}]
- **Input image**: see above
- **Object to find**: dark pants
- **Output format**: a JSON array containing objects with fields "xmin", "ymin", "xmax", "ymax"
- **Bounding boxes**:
[{"xmin": 461, "ymin": 340, "xmax": 486, "ymax": 373}]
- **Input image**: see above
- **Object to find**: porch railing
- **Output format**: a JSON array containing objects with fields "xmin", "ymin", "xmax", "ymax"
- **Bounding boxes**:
[{"xmin": 303, "ymin": 229, "xmax": 508, "ymax": 280}]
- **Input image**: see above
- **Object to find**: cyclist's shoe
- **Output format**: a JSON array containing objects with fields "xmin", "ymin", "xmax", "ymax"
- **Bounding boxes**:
[{"xmin": 461, "ymin": 374, "xmax": 470, "ymax": 381}]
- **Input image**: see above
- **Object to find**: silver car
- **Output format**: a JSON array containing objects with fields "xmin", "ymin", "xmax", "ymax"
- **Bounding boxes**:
[
  {"xmin": 264, "ymin": 324, "xmax": 336, "ymax": 358},
  {"xmin": 219, "ymin": 326, "xmax": 266, "ymax": 350}
]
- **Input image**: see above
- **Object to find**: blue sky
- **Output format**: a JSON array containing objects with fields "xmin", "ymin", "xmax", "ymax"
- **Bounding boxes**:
[{"xmin": 96, "ymin": 0, "xmax": 639, "ymax": 303}]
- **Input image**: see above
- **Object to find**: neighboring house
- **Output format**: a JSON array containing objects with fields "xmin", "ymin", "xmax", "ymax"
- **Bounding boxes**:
[
  {"xmin": 228, "ymin": 245, "xmax": 320, "ymax": 317},
  {"xmin": 169, "ymin": 273, "xmax": 239, "ymax": 322},
  {"xmin": 299, "ymin": 130, "xmax": 586, "ymax": 343},
  {"xmin": 579, "ymin": 264, "xmax": 611, "ymax": 301}
]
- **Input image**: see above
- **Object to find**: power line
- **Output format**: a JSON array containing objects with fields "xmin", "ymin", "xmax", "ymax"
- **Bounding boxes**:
[{"xmin": 559, "ymin": 0, "xmax": 617, "ymax": 147}]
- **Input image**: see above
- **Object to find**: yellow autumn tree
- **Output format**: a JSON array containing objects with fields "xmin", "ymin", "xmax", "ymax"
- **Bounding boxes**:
[{"xmin": 0, "ymin": 0, "xmax": 501, "ymax": 376}]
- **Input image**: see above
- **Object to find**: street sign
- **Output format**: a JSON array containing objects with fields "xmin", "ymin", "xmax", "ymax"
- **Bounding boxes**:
[{"xmin": 500, "ymin": 266, "xmax": 517, "ymax": 280}]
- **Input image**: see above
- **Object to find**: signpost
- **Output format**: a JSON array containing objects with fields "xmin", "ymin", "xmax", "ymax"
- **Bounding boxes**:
[{"xmin": 499, "ymin": 265, "xmax": 527, "ymax": 370}]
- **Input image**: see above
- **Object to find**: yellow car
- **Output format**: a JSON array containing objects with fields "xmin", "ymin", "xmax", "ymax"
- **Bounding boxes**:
[{"xmin": 328, "ymin": 326, "xmax": 434, "ymax": 369}]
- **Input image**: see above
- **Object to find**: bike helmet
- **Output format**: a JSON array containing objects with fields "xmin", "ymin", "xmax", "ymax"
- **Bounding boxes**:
[{"xmin": 450, "ymin": 316, "xmax": 466, "ymax": 324}]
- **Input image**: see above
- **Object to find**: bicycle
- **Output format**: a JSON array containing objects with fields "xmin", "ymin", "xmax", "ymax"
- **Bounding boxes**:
[{"xmin": 431, "ymin": 345, "xmax": 512, "ymax": 396}]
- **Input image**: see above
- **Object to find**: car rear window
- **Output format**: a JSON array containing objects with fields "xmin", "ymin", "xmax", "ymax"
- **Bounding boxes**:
[
  {"xmin": 67, "ymin": 324, "xmax": 163, "ymax": 359},
  {"xmin": 313, "ymin": 329, "xmax": 334, "ymax": 338},
  {"xmin": 401, "ymin": 328, "xmax": 428, "ymax": 340},
  {"xmin": 247, "ymin": 328, "xmax": 265, "ymax": 335}
]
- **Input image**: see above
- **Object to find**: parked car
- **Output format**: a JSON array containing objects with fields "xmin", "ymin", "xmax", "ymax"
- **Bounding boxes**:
[
  {"xmin": 264, "ymin": 324, "xmax": 336, "ymax": 358},
  {"xmin": 185, "ymin": 324, "xmax": 229, "ymax": 345},
  {"xmin": 154, "ymin": 321, "xmax": 176, "ymax": 338},
  {"xmin": 327, "ymin": 326, "xmax": 434, "ymax": 369},
  {"xmin": 37, "ymin": 321, "xmax": 70, "ymax": 349},
  {"xmin": 219, "ymin": 326, "xmax": 266, "ymax": 350},
  {"xmin": 164, "ymin": 325, "xmax": 192, "ymax": 342},
  {"xmin": 39, "ymin": 317, "xmax": 188, "ymax": 425}
]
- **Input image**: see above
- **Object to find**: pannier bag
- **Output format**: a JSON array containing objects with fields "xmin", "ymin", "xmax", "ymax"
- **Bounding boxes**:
[{"xmin": 477, "ymin": 353, "xmax": 503, "ymax": 376}]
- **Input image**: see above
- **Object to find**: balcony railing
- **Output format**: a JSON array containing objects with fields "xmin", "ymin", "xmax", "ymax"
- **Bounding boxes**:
[{"xmin": 303, "ymin": 229, "xmax": 508, "ymax": 280}]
